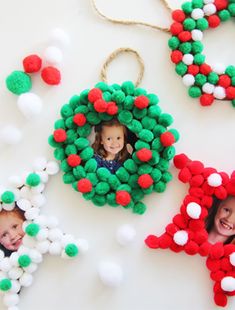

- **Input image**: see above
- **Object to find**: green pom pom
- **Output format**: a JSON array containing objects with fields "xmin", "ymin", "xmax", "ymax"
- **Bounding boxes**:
[
  {"xmin": 158, "ymin": 113, "xmax": 174, "ymax": 127},
  {"xmin": 61, "ymin": 160, "xmax": 72, "ymax": 173},
  {"xmin": 116, "ymin": 167, "xmax": 130, "ymax": 182},
  {"xmin": 161, "ymin": 171, "xmax": 173, "ymax": 183},
  {"xmin": 86, "ymin": 173, "xmax": 98, "ymax": 186},
  {"xmin": 84, "ymin": 158, "xmax": 97, "ymax": 172},
  {"xmin": 97, "ymin": 168, "xmax": 111, "ymax": 181},
  {"xmin": 196, "ymin": 18, "xmax": 208, "ymax": 31},
  {"xmin": 131, "ymin": 189, "xmax": 144, "ymax": 202},
  {"xmin": 73, "ymin": 166, "xmax": 86, "ymax": 179},
  {"xmin": 65, "ymin": 145, "xmax": 77, "ymax": 156},
  {"xmin": 192, "ymin": 0, "xmax": 203, "ymax": 8},
  {"xmin": 69, "ymin": 95, "xmax": 80, "ymax": 109},
  {"xmin": 54, "ymin": 119, "xmax": 66, "ymax": 130},
  {"xmin": 148, "ymin": 105, "xmax": 161, "ymax": 118},
  {"xmin": 152, "ymin": 138, "xmax": 163, "ymax": 151},
  {"xmin": 228, "ymin": 3, "xmax": 235, "ymax": 16},
  {"xmin": 107, "ymin": 193, "xmax": 118, "ymax": 207},
  {"xmin": 142, "ymin": 116, "xmax": 156, "ymax": 130},
  {"xmin": 79, "ymin": 146, "xmax": 94, "ymax": 161},
  {"xmin": 191, "ymin": 41, "xmax": 203, "ymax": 54},
  {"xmin": 169, "ymin": 129, "xmax": 180, "ymax": 142},
  {"xmin": 134, "ymin": 88, "xmax": 147, "ymax": 96},
  {"xmin": 1, "ymin": 191, "xmax": 15, "ymax": 204},
  {"xmin": 95, "ymin": 81, "xmax": 109, "ymax": 92},
  {"xmin": 151, "ymin": 169, "xmax": 162, "ymax": 182},
  {"xmin": 92, "ymin": 195, "xmax": 106, "ymax": 206},
  {"xmin": 128, "ymin": 174, "xmax": 139, "ymax": 189},
  {"xmin": 66, "ymin": 130, "xmax": 77, "ymax": 144},
  {"xmin": 102, "ymin": 91, "xmax": 112, "ymax": 101},
  {"xmin": 138, "ymin": 164, "xmax": 153, "ymax": 175},
  {"xmin": 63, "ymin": 172, "xmax": 76, "ymax": 184},
  {"xmin": 158, "ymin": 158, "xmax": 170, "ymax": 171},
  {"xmin": 127, "ymin": 119, "xmax": 143, "ymax": 133},
  {"xmin": 108, "ymin": 175, "xmax": 121, "ymax": 190},
  {"xmin": 195, "ymin": 74, "xmax": 207, "ymax": 87},
  {"xmin": 142, "ymin": 185, "xmax": 153, "ymax": 195},
  {"xmin": 117, "ymin": 184, "xmax": 132, "ymax": 193},
  {"xmin": 134, "ymin": 140, "xmax": 150, "ymax": 150},
  {"xmin": 18, "ymin": 255, "xmax": 31, "ymax": 267},
  {"xmin": 153, "ymin": 125, "xmax": 166, "ymax": 136},
  {"xmin": 77, "ymin": 123, "xmax": 91, "ymax": 137},
  {"xmin": 0, "ymin": 279, "xmax": 12, "ymax": 291},
  {"xmin": 188, "ymin": 86, "xmax": 202, "ymax": 98},
  {"xmin": 124, "ymin": 96, "xmax": 134, "ymax": 110},
  {"xmin": 80, "ymin": 89, "xmax": 89, "ymax": 104},
  {"xmin": 208, "ymin": 72, "xmax": 219, "ymax": 85},
  {"xmin": 226, "ymin": 65, "xmax": 235, "ymax": 77},
  {"xmin": 26, "ymin": 173, "xmax": 41, "ymax": 187},
  {"xmin": 95, "ymin": 182, "xmax": 110, "ymax": 195},
  {"xmin": 147, "ymin": 93, "xmax": 159, "ymax": 105},
  {"xmin": 65, "ymin": 117, "xmax": 76, "ymax": 130},
  {"xmin": 54, "ymin": 148, "xmax": 66, "ymax": 161},
  {"xmin": 154, "ymin": 181, "xmax": 166, "ymax": 193},
  {"xmin": 99, "ymin": 113, "xmax": 113, "ymax": 121},
  {"xmin": 179, "ymin": 42, "xmax": 192, "ymax": 54},
  {"xmin": 75, "ymin": 137, "xmax": 89, "ymax": 150},
  {"xmin": 139, "ymin": 129, "xmax": 154, "ymax": 142},
  {"xmin": 218, "ymin": 10, "xmax": 231, "ymax": 21},
  {"xmin": 48, "ymin": 135, "xmax": 61, "ymax": 148},
  {"xmin": 194, "ymin": 54, "xmax": 205, "ymax": 65},
  {"xmin": 60, "ymin": 104, "xmax": 73, "ymax": 118},
  {"xmin": 183, "ymin": 18, "xmax": 196, "ymax": 31},
  {"xmin": 83, "ymin": 188, "xmax": 95, "ymax": 199},
  {"xmin": 87, "ymin": 112, "xmax": 100, "ymax": 125},
  {"xmin": 25, "ymin": 223, "xmax": 40, "ymax": 236},
  {"xmin": 6, "ymin": 71, "xmax": 32, "ymax": 95},
  {"xmin": 231, "ymin": 99, "xmax": 235, "ymax": 108},
  {"xmin": 111, "ymin": 90, "xmax": 125, "ymax": 104},
  {"xmin": 74, "ymin": 106, "xmax": 89, "ymax": 114},
  {"xmin": 133, "ymin": 107, "xmax": 147, "ymax": 119},
  {"xmin": 148, "ymin": 150, "xmax": 160, "ymax": 165},
  {"xmin": 133, "ymin": 202, "xmax": 146, "ymax": 215},
  {"xmin": 175, "ymin": 62, "xmax": 188, "ymax": 76},
  {"xmin": 65, "ymin": 243, "xmax": 78, "ymax": 257},
  {"xmin": 122, "ymin": 81, "xmax": 135, "ymax": 95},
  {"xmin": 118, "ymin": 110, "xmax": 133, "ymax": 124},
  {"xmin": 124, "ymin": 159, "xmax": 138, "ymax": 173},
  {"xmin": 182, "ymin": 2, "xmax": 193, "ymax": 13},
  {"xmin": 168, "ymin": 36, "xmax": 180, "ymax": 50},
  {"xmin": 163, "ymin": 146, "xmax": 176, "ymax": 160}
]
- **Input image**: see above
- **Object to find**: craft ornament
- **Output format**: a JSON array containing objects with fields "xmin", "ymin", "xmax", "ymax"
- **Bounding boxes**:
[
  {"xmin": 145, "ymin": 153, "xmax": 235, "ymax": 307},
  {"xmin": 0, "ymin": 158, "xmax": 84, "ymax": 310},
  {"xmin": 169, "ymin": 0, "xmax": 235, "ymax": 107}
]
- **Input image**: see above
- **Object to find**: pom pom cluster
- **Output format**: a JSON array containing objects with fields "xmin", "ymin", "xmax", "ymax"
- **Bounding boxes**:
[
  {"xmin": 0, "ymin": 157, "xmax": 84, "ymax": 309},
  {"xmin": 145, "ymin": 153, "xmax": 235, "ymax": 307},
  {"xmin": 49, "ymin": 81, "xmax": 179, "ymax": 214},
  {"xmin": 169, "ymin": 0, "xmax": 235, "ymax": 107}
]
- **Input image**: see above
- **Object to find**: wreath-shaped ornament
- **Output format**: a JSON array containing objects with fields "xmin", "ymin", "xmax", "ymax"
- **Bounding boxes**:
[
  {"xmin": 145, "ymin": 154, "xmax": 235, "ymax": 307},
  {"xmin": 49, "ymin": 81, "xmax": 179, "ymax": 214},
  {"xmin": 169, "ymin": 0, "xmax": 235, "ymax": 107}
]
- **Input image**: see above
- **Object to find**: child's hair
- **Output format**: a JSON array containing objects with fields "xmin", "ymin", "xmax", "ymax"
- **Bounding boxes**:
[
  {"xmin": 92, "ymin": 119, "xmax": 129, "ymax": 162},
  {"xmin": 205, "ymin": 196, "xmax": 235, "ymax": 244}
]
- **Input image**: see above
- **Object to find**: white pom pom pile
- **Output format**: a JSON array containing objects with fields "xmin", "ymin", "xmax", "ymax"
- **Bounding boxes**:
[
  {"xmin": 116, "ymin": 224, "xmax": 136, "ymax": 246},
  {"xmin": 98, "ymin": 261, "xmax": 123, "ymax": 287}
]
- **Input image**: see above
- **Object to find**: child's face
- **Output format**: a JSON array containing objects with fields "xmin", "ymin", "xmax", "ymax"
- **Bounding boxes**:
[
  {"xmin": 0, "ymin": 212, "xmax": 25, "ymax": 251},
  {"xmin": 214, "ymin": 197, "xmax": 235, "ymax": 238},
  {"xmin": 101, "ymin": 125, "xmax": 125, "ymax": 158}
]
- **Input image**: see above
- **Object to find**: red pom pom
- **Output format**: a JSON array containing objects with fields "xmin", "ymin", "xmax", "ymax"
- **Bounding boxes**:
[
  {"xmin": 166, "ymin": 223, "xmax": 179, "ymax": 236},
  {"xmin": 209, "ymin": 243, "xmax": 225, "ymax": 260},
  {"xmin": 214, "ymin": 293, "xmax": 227, "ymax": 307},
  {"xmin": 184, "ymin": 241, "xmax": 199, "ymax": 255},
  {"xmin": 203, "ymin": 167, "xmax": 217, "ymax": 178},
  {"xmin": 172, "ymin": 9, "xmax": 186, "ymax": 22},
  {"xmin": 199, "ymin": 242, "xmax": 212, "ymax": 256},
  {"xmin": 170, "ymin": 22, "xmax": 183, "ymax": 35},
  {"xmin": 173, "ymin": 214, "xmax": 188, "ymax": 229},
  {"xmin": 200, "ymin": 64, "xmax": 212, "ymax": 75},
  {"xmin": 200, "ymin": 94, "xmax": 214, "ymax": 106},
  {"xmin": 189, "ymin": 187, "xmax": 204, "ymax": 198},
  {"xmin": 53, "ymin": 129, "xmax": 67, "ymax": 142},
  {"xmin": 158, "ymin": 233, "xmax": 173, "ymax": 249},
  {"xmin": 218, "ymin": 75, "xmax": 231, "ymax": 88},
  {"xmin": 188, "ymin": 219, "xmax": 204, "ymax": 231},
  {"xmin": 220, "ymin": 257, "xmax": 233, "ymax": 272},
  {"xmin": 178, "ymin": 31, "xmax": 191, "ymax": 42},
  {"xmin": 189, "ymin": 175, "xmax": 204, "ymax": 187},
  {"xmin": 211, "ymin": 270, "xmax": 225, "ymax": 282},
  {"xmin": 136, "ymin": 148, "xmax": 152, "ymax": 162},
  {"xmin": 145, "ymin": 235, "xmax": 159, "ymax": 248},
  {"xmin": 67, "ymin": 154, "xmax": 81, "ymax": 167},
  {"xmin": 116, "ymin": 190, "xmax": 131, "ymax": 206},
  {"xmin": 23, "ymin": 54, "xmax": 42, "ymax": 73},
  {"xmin": 88, "ymin": 88, "xmax": 103, "ymax": 103},
  {"xmin": 224, "ymin": 244, "xmax": 235, "ymax": 256},
  {"xmin": 94, "ymin": 99, "xmax": 108, "ymax": 112},
  {"xmin": 138, "ymin": 174, "xmax": 153, "ymax": 189},
  {"xmin": 170, "ymin": 50, "xmax": 183, "ymax": 64},
  {"xmin": 187, "ymin": 160, "xmax": 204, "ymax": 175},
  {"xmin": 41, "ymin": 66, "xmax": 61, "ymax": 85},
  {"xmin": 178, "ymin": 167, "xmax": 192, "ymax": 183},
  {"xmin": 226, "ymin": 86, "xmax": 235, "ymax": 99},
  {"xmin": 134, "ymin": 95, "xmax": 149, "ymax": 109},
  {"xmin": 206, "ymin": 257, "xmax": 221, "ymax": 271},
  {"xmin": 106, "ymin": 102, "xmax": 118, "ymax": 115},
  {"xmin": 214, "ymin": 0, "xmax": 229, "ymax": 11},
  {"xmin": 77, "ymin": 178, "xmax": 92, "ymax": 193},
  {"xmin": 160, "ymin": 131, "xmax": 175, "ymax": 147},
  {"xmin": 193, "ymin": 230, "xmax": 208, "ymax": 245},
  {"xmin": 201, "ymin": 195, "xmax": 213, "ymax": 208},
  {"xmin": 214, "ymin": 186, "xmax": 228, "ymax": 200},
  {"xmin": 208, "ymin": 15, "xmax": 221, "ymax": 28},
  {"xmin": 187, "ymin": 64, "xmax": 199, "ymax": 76},
  {"xmin": 73, "ymin": 113, "xmax": 87, "ymax": 126},
  {"xmin": 173, "ymin": 153, "xmax": 189, "ymax": 169}
]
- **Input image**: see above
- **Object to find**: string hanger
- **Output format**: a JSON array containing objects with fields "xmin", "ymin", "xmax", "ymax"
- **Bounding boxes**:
[
  {"xmin": 91, "ymin": 0, "xmax": 172, "ymax": 34},
  {"xmin": 100, "ymin": 47, "xmax": 145, "ymax": 87}
]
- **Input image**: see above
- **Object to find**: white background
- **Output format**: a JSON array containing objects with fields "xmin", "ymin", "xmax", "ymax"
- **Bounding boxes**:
[{"xmin": 0, "ymin": 0, "xmax": 235, "ymax": 309}]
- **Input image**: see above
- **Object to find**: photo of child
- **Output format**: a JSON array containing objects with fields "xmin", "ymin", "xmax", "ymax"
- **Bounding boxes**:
[
  {"xmin": 206, "ymin": 196, "xmax": 235, "ymax": 245},
  {"xmin": 0, "ymin": 206, "xmax": 25, "ymax": 257},
  {"xmin": 92, "ymin": 119, "xmax": 131, "ymax": 174}
]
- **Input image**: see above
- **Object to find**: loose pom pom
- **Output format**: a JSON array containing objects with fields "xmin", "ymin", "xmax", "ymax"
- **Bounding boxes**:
[
  {"xmin": 44, "ymin": 46, "xmax": 63, "ymax": 65},
  {"xmin": 49, "ymin": 28, "xmax": 71, "ymax": 48},
  {"xmin": 98, "ymin": 261, "xmax": 123, "ymax": 287},
  {"xmin": 136, "ymin": 148, "xmax": 152, "ymax": 162},
  {"xmin": 173, "ymin": 230, "xmax": 188, "ymax": 246},
  {"xmin": 17, "ymin": 92, "xmax": 43, "ymax": 119},
  {"xmin": 6, "ymin": 71, "xmax": 32, "ymax": 95},
  {"xmin": 23, "ymin": 54, "xmax": 42, "ymax": 73},
  {"xmin": 160, "ymin": 132, "xmax": 175, "ymax": 147},
  {"xmin": 67, "ymin": 154, "xmax": 81, "ymax": 167},
  {"xmin": 138, "ymin": 174, "xmax": 153, "ymax": 189},
  {"xmin": 77, "ymin": 178, "xmax": 92, "ymax": 193},
  {"xmin": 221, "ymin": 276, "xmax": 235, "ymax": 292},
  {"xmin": 134, "ymin": 96, "xmax": 149, "ymax": 109},
  {"xmin": 186, "ymin": 202, "xmax": 201, "ymax": 219},
  {"xmin": 116, "ymin": 190, "xmax": 131, "ymax": 206},
  {"xmin": 0, "ymin": 125, "xmax": 22, "ymax": 145},
  {"xmin": 41, "ymin": 66, "xmax": 61, "ymax": 85},
  {"xmin": 207, "ymin": 173, "xmax": 222, "ymax": 187},
  {"xmin": 116, "ymin": 224, "xmax": 136, "ymax": 246}
]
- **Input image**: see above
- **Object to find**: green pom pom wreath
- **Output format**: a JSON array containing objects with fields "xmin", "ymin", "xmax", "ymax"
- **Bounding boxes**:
[
  {"xmin": 6, "ymin": 70, "xmax": 32, "ymax": 95},
  {"xmin": 170, "ymin": 1, "xmax": 235, "ymax": 107},
  {"xmin": 1, "ymin": 191, "xmax": 15, "ymax": 204},
  {"xmin": 18, "ymin": 255, "xmax": 32, "ymax": 267},
  {"xmin": 65, "ymin": 243, "xmax": 79, "ymax": 257},
  {"xmin": 0, "ymin": 279, "xmax": 12, "ymax": 292},
  {"xmin": 49, "ymin": 81, "xmax": 179, "ymax": 214}
]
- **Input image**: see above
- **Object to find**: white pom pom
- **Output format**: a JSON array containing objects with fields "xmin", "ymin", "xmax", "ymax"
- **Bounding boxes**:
[
  {"xmin": 203, "ymin": 3, "xmax": 216, "ymax": 15},
  {"xmin": 17, "ymin": 246, "xmax": 30, "ymax": 256},
  {"xmin": 182, "ymin": 74, "xmax": 195, "ymax": 87},
  {"xmin": 116, "ymin": 225, "xmax": 136, "ymax": 246},
  {"xmin": 44, "ymin": 46, "xmax": 63, "ymax": 65},
  {"xmin": 22, "ymin": 235, "xmax": 37, "ymax": 248},
  {"xmin": 182, "ymin": 54, "xmax": 194, "ymax": 65},
  {"xmin": 19, "ymin": 186, "xmax": 32, "ymax": 200},
  {"xmin": 24, "ymin": 207, "xmax": 40, "ymax": 220},
  {"xmin": 30, "ymin": 194, "xmax": 46, "ymax": 208},
  {"xmin": 0, "ymin": 250, "xmax": 5, "ymax": 261},
  {"xmin": 33, "ymin": 157, "xmax": 47, "ymax": 171},
  {"xmin": 212, "ymin": 63, "xmax": 225, "ymax": 75},
  {"xmin": 48, "ymin": 228, "xmax": 63, "ymax": 241},
  {"xmin": 98, "ymin": 261, "xmax": 123, "ymax": 287},
  {"xmin": 186, "ymin": 202, "xmax": 202, "ymax": 219},
  {"xmin": 202, "ymin": 82, "xmax": 215, "ymax": 94},
  {"xmin": 9, "ymin": 252, "xmax": 19, "ymax": 267},
  {"xmin": 19, "ymin": 273, "xmax": 33, "ymax": 287},
  {"xmin": 207, "ymin": 173, "xmax": 222, "ymax": 187},
  {"xmin": 3, "ymin": 293, "xmax": 19, "ymax": 307},
  {"xmin": 2, "ymin": 203, "xmax": 15, "ymax": 211},
  {"xmin": 23, "ymin": 262, "xmax": 38, "ymax": 274},
  {"xmin": 191, "ymin": 8, "xmax": 204, "ymax": 19},
  {"xmin": 191, "ymin": 29, "xmax": 203, "ymax": 41},
  {"xmin": 35, "ymin": 171, "xmax": 48, "ymax": 183},
  {"xmin": 36, "ymin": 228, "xmax": 49, "ymax": 241},
  {"xmin": 10, "ymin": 280, "xmax": 21, "ymax": 294},
  {"xmin": 204, "ymin": 0, "xmax": 214, "ymax": 4},
  {"xmin": 49, "ymin": 241, "xmax": 62, "ymax": 255},
  {"xmin": 17, "ymin": 93, "xmax": 42, "ymax": 119},
  {"xmin": 61, "ymin": 234, "xmax": 74, "ymax": 247},
  {"xmin": 8, "ymin": 176, "xmax": 24, "ymax": 188},
  {"xmin": 173, "ymin": 230, "xmax": 188, "ymax": 246},
  {"xmin": 230, "ymin": 252, "xmax": 235, "ymax": 266},
  {"xmin": 36, "ymin": 240, "xmax": 50, "ymax": 254},
  {"xmin": 46, "ymin": 216, "xmax": 59, "ymax": 228},
  {"xmin": 221, "ymin": 276, "xmax": 235, "ymax": 292},
  {"xmin": 213, "ymin": 86, "xmax": 226, "ymax": 99},
  {"xmin": 16, "ymin": 198, "xmax": 32, "ymax": 211},
  {"xmin": 29, "ymin": 249, "xmax": 42, "ymax": 264},
  {"xmin": 76, "ymin": 238, "xmax": 89, "ymax": 254},
  {"xmin": 45, "ymin": 161, "xmax": 59, "ymax": 175},
  {"xmin": 30, "ymin": 183, "xmax": 45, "ymax": 194},
  {"xmin": 0, "ymin": 125, "xmax": 22, "ymax": 145},
  {"xmin": 8, "ymin": 267, "xmax": 23, "ymax": 280},
  {"xmin": 50, "ymin": 28, "xmax": 70, "ymax": 48},
  {"xmin": 34, "ymin": 215, "xmax": 47, "ymax": 227},
  {"xmin": 0, "ymin": 258, "xmax": 12, "ymax": 272}
]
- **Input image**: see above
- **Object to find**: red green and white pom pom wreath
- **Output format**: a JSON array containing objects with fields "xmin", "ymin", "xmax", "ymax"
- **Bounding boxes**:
[
  {"xmin": 145, "ymin": 153, "xmax": 235, "ymax": 307},
  {"xmin": 0, "ymin": 158, "xmax": 87, "ymax": 310},
  {"xmin": 169, "ymin": 0, "xmax": 235, "ymax": 107},
  {"xmin": 49, "ymin": 81, "xmax": 179, "ymax": 215}
]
